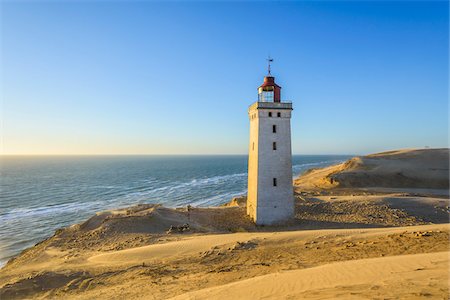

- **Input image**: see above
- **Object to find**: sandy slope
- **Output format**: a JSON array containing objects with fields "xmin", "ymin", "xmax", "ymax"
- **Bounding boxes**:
[
  {"xmin": 1, "ymin": 148, "xmax": 449, "ymax": 299},
  {"xmin": 171, "ymin": 251, "xmax": 449, "ymax": 300},
  {"xmin": 1, "ymin": 224, "xmax": 448, "ymax": 299},
  {"xmin": 87, "ymin": 233, "xmax": 265, "ymax": 266},
  {"xmin": 88, "ymin": 224, "xmax": 449, "ymax": 268},
  {"xmin": 87, "ymin": 224, "xmax": 450, "ymax": 266},
  {"xmin": 294, "ymin": 148, "xmax": 449, "ymax": 191}
]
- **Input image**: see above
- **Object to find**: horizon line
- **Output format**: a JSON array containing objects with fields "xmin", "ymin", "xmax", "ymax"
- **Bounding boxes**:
[
  {"xmin": 0, "ymin": 153, "xmax": 357, "ymax": 157},
  {"xmin": 1, "ymin": 147, "xmax": 444, "ymax": 157}
]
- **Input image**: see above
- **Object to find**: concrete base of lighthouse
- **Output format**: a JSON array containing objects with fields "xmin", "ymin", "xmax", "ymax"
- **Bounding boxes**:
[{"xmin": 248, "ymin": 196, "xmax": 295, "ymax": 226}]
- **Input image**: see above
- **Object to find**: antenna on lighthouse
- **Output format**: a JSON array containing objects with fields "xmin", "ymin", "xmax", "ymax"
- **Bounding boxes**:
[{"xmin": 267, "ymin": 56, "xmax": 274, "ymax": 75}]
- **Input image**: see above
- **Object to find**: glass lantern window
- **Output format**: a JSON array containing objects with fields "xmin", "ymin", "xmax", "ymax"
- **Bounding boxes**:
[{"xmin": 259, "ymin": 91, "xmax": 274, "ymax": 102}]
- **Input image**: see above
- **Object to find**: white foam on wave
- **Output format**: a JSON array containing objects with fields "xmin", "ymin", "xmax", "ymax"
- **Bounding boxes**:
[
  {"xmin": 0, "ymin": 173, "xmax": 248, "ymax": 224},
  {"xmin": 114, "ymin": 172, "xmax": 248, "ymax": 202},
  {"xmin": 189, "ymin": 173, "xmax": 247, "ymax": 186},
  {"xmin": 0, "ymin": 201, "xmax": 104, "ymax": 222},
  {"xmin": 89, "ymin": 185, "xmax": 121, "ymax": 189},
  {"xmin": 189, "ymin": 190, "xmax": 247, "ymax": 207}
]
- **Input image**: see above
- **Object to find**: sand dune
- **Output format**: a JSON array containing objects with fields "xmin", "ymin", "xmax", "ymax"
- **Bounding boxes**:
[
  {"xmin": 87, "ymin": 232, "xmax": 263, "ymax": 266},
  {"xmin": 1, "ymin": 223, "xmax": 448, "ymax": 299},
  {"xmin": 88, "ymin": 224, "xmax": 447, "ymax": 267},
  {"xmin": 171, "ymin": 251, "xmax": 449, "ymax": 300},
  {"xmin": 295, "ymin": 148, "xmax": 449, "ymax": 191},
  {"xmin": 1, "ymin": 148, "xmax": 449, "ymax": 299}
]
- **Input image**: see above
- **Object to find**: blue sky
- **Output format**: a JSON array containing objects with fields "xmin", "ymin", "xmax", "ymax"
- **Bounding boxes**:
[{"xmin": 1, "ymin": 1, "xmax": 448, "ymax": 155}]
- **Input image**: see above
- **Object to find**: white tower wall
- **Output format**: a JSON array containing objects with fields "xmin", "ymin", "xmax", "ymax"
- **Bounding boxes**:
[{"xmin": 247, "ymin": 102, "xmax": 294, "ymax": 225}]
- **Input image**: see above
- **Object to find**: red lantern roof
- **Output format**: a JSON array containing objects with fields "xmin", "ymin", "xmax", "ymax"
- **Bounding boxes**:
[{"xmin": 259, "ymin": 76, "xmax": 281, "ymax": 89}]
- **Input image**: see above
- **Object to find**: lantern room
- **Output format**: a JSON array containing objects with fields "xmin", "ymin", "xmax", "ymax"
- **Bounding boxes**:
[{"xmin": 258, "ymin": 76, "xmax": 281, "ymax": 103}]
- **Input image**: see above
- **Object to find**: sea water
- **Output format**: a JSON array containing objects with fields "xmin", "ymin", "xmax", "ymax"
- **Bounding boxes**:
[{"xmin": 0, "ymin": 155, "xmax": 350, "ymax": 266}]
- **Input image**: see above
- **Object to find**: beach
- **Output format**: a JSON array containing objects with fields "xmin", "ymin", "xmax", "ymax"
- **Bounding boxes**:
[{"xmin": 1, "ymin": 148, "xmax": 449, "ymax": 299}]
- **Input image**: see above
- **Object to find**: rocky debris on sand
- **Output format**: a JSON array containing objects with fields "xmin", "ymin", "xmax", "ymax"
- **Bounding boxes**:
[
  {"xmin": 295, "ymin": 200, "xmax": 425, "ymax": 227},
  {"xmin": 222, "ymin": 196, "xmax": 247, "ymax": 207},
  {"xmin": 166, "ymin": 224, "xmax": 190, "ymax": 234},
  {"xmin": 200, "ymin": 246, "xmax": 222, "ymax": 258},
  {"xmin": 228, "ymin": 240, "xmax": 258, "ymax": 251},
  {"xmin": 199, "ymin": 240, "xmax": 258, "ymax": 258},
  {"xmin": 413, "ymin": 231, "xmax": 432, "ymax": 237}
]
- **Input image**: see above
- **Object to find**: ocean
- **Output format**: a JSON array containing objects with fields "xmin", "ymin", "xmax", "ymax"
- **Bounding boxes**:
[{"xmin": 0, "ymin": 155, "xmax": 350, "ymax": 266}]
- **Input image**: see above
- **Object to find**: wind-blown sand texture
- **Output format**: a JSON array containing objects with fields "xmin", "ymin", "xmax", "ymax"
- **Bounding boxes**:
[
  {"xmin": 1, "ymin": 148, "xmax": 449, "ymax": 299},
  {"xmin": 294, "ymin": 148, "xmax": 449, "ymax": 192}
]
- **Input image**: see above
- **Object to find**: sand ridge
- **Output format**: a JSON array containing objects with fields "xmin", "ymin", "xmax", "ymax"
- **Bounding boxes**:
[
  {"xmin": 295, "ymin": 148, "xmax": 449, "ymax": 191},
  {"xmin": 87, "ymin": 223, "xmax": 450, "ymax": 267},
  {"xmin": 170, "ymin": 251, "xmax": 449, "ymax": 300}
]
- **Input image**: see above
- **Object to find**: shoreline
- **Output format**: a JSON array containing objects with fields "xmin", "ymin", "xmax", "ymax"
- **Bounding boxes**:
[
  {"xmin": 0, "ymin": 156, "xmax": 350, "ymax": 267},
  {"xmin": 1, "ymin": 148, "xmax": 449, "ymax": 299}
]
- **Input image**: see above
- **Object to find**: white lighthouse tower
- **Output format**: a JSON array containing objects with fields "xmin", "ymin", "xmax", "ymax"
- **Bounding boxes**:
[{"xmin": 247, "ymin": 59, "xmax": 294, "ymax": 225}]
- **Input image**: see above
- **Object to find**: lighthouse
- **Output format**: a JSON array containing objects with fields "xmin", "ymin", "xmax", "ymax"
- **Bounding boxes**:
[{"xmin": 247, "ymin": 59, "xmax": 294, "ymax": 225}]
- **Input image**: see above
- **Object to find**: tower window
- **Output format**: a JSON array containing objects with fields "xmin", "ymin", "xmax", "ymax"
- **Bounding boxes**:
[
  {"xmin": 252, "ymin": 142, "xmax": 254, "ymax": 150},
  {"xmin": 272, "ymin": 125, "xmax": 276, "ymax": 133},
  {"xmin": 273, "ymin": 178, "xmax": 277, "ymax": 186},
  {"xmin": 277, "ymin": 112, "xmax": 281, "ymax": 117},
  {"xmin": 268, "ymin": 112, "xmax": 272, "ymax": 117},
  {"xmin": 273, "ymin": 142, "xmax": 277, "ymax": 150}
]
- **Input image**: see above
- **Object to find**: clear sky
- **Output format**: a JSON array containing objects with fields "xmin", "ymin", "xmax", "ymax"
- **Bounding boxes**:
[{"xmin": 1, "ymin": 1, "xmax": 448, "ymax": 155}]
